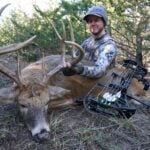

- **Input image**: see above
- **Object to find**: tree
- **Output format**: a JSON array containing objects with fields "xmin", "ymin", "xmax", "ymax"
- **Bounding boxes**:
[{"xmin": 0, "ymin": 0, "xmax": 149, "ymax": 67}]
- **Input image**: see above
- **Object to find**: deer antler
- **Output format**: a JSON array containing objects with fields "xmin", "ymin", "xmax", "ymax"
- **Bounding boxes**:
[
  {"xmin": 49, "ymin": 19, "xmax": 84, "ymax": 65},
  {"xmin": 0, "ymin": 4, "xmax": 36, "ymax": 87},
  {"xmin": 0, "ymin": 36, "xmax": 36, "ymax": 55},
  {"xmin": 66, "ymin": 16, "xmax": 76, "ymax": 58},
  {"xmin": 0, "ymin": 3, "xmax": 11, "ymax": 16},
  {"xmin": 0, "ymin": 36, "xmax": 36, "ymax": 87},
  {"xmin": 44, "ymin": 19, "xmax": 85, "ymax": 83}
]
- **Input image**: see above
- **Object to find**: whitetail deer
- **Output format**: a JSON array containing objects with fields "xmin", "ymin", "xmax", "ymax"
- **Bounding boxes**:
[{"xmin": 0, "ymin": 4, "xmax": 150, "ymax": 142}]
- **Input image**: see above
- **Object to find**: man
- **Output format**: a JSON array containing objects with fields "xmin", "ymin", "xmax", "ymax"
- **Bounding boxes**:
[{"xmin": 62, "ymin": 5, "xmax": 117, "ymax": 78}]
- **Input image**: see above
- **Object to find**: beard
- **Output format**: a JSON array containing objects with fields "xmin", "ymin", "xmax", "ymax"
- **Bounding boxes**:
[{"xmin": 91, "ymin": 27, "xmax": 104, "ymax": 36}]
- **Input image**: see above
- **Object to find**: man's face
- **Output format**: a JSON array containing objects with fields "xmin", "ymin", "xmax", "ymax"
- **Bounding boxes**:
[{"xmin": 87, "ymin": 15, "xmax": 104, "ymax": 36}]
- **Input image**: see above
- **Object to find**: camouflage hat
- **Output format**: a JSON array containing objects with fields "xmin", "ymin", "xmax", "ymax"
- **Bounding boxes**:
[{"xmin": 83, "ymin": 6, "xmax": 108, "ymax": 25}]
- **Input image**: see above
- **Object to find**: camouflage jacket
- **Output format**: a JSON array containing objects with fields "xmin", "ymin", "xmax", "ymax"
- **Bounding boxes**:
[{"xmin": 78, "ymin": 31, "xmax": 117, "ymax": 78}]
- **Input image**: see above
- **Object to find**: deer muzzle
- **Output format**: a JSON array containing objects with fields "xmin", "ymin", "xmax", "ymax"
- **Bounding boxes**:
[{"xmin": 20, "ymin": 106, "xmax": 50, "ymax": 142}]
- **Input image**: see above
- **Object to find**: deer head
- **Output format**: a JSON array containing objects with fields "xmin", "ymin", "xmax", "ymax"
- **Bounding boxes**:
[{"xmin": 0, "ymin": 5, "xmax": 84, "ymax": 142}]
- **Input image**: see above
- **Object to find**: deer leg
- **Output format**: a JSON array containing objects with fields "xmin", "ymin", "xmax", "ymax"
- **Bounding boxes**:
[{"xmin": 48, "ymin": 98, "xmax": 74, "ymax": 108}]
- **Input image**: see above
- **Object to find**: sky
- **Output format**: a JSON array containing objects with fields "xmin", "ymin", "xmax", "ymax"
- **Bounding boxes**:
[{"xmin": 0, "ymin": 0, "xmax": 54, "ymax": 18}]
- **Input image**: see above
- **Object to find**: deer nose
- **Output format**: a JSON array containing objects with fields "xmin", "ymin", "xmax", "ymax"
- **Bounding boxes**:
[{"xmin": 34, "ymin": 129, "xmax": 50, "ymax": 142}]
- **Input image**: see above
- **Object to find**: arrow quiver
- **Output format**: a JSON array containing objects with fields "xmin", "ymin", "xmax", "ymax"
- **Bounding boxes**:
[{"xmin": 84, "ymin": 59, "xmax": 149, "ymax": 118}]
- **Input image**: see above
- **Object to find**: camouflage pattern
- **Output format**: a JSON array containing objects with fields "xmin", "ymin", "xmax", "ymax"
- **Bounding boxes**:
[{"xmin": 78, "ymin": 30, "xmax": 117, "ymax": 78}]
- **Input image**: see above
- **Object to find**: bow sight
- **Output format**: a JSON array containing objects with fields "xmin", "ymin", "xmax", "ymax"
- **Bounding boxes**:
[{"xmin": 84, "ymin": 59, "xmax": 150, "ymax": 118}]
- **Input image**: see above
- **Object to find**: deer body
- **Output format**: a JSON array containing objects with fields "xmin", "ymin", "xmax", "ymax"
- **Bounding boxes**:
[{"xmin": 20, "ymin": 54, "xmax": 150, "ymax": 106}]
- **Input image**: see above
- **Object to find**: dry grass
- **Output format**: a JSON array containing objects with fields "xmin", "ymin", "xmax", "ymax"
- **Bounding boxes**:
[{"xmin": 0, "ymin": 103, "xmax": 150, "ymax": 150}]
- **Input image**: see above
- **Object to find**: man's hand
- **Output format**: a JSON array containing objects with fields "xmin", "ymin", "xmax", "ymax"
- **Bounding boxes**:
[{"xmin": 61, "ymin": 63, "xmax": 84, "ymax": 76}]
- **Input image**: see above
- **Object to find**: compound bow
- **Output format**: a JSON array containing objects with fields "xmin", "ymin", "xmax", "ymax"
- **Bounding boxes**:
[{"xmin": 83, "ymin": 59, "xmax": 150, "ymax": 118}]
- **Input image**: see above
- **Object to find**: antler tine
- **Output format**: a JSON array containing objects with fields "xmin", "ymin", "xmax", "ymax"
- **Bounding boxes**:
[
  {"xmin": 66, "ymin": 17, "xmax": 76, "ymax": 58},
  {"xmin": 0, "ymin": 63, "xmax": 21, "ymax": 86},
  {"xmin": 49, "ymin": 20, "xmax": 62, "ymax": 41},
  {"xmin": 42, "ymin": 52, "xmax": 47, "ymax": 82},
  {"xmin": 0, "ymin": 3, "xmax": 11, "ymax": 16},
  {"xmin": 17, "ymin": 51, "xmax": 22, "ymax": 84},
  {"xmin": 49, "ymin": 20, "xmax": 66, "ymax": 63},
  {"xmin": 0, "ymin": 35, "xmax": 36, "ymax": 55},
  {"xmin": 61, "ymin": 20, "xmax": 66, "ymax": 64}
]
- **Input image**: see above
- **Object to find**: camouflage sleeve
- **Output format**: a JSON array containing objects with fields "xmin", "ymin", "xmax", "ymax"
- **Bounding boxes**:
[
  {"xmin": 81, "ymin": 43, "xmax": 117, "ymax": 78},
  {"xmin": 74, "ymin": 39, "xmax": 88, "ymax": 57}
]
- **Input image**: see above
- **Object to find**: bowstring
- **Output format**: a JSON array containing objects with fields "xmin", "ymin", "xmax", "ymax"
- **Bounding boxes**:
[
  {"xmin": 97, "ymin": 60, "xmax": 137, "ymax": 104},
  {"xmin": 84, "ymin": 57, "xmax": 138, "ymax": 103}
]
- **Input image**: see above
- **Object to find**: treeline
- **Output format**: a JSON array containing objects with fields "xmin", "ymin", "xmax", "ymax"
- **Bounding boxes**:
[{"xmin": 0, "ymin": 0, "xmax": 149, "ymax": 65}]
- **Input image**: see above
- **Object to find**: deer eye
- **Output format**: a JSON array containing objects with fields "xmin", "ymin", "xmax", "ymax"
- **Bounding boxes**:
[
  {"xmin": 20, "ymin": 104, "xmax": 27, "ymax": 108},
  {"xmin": 20, "ymin": 104, "xmax": 28, "ymax": 115}
]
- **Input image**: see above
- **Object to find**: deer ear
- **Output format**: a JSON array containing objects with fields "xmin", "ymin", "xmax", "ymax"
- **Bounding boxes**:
[
  {"xmin": 48, "ymin": 85, "xmax": 71, "ymax": 100},
  {"xmin": 0, "ymin": 86, "xmax": 19, "ymax": 103}
]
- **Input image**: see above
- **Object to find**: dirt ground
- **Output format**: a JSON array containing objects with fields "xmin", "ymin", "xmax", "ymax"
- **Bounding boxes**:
[
  {"xmin": 0, "ymin": 56, "xmax": 150, "ymax": 150},
  {"xmin": 0, "ymin": 102, "xmax": 150, "ymax": 150}
]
